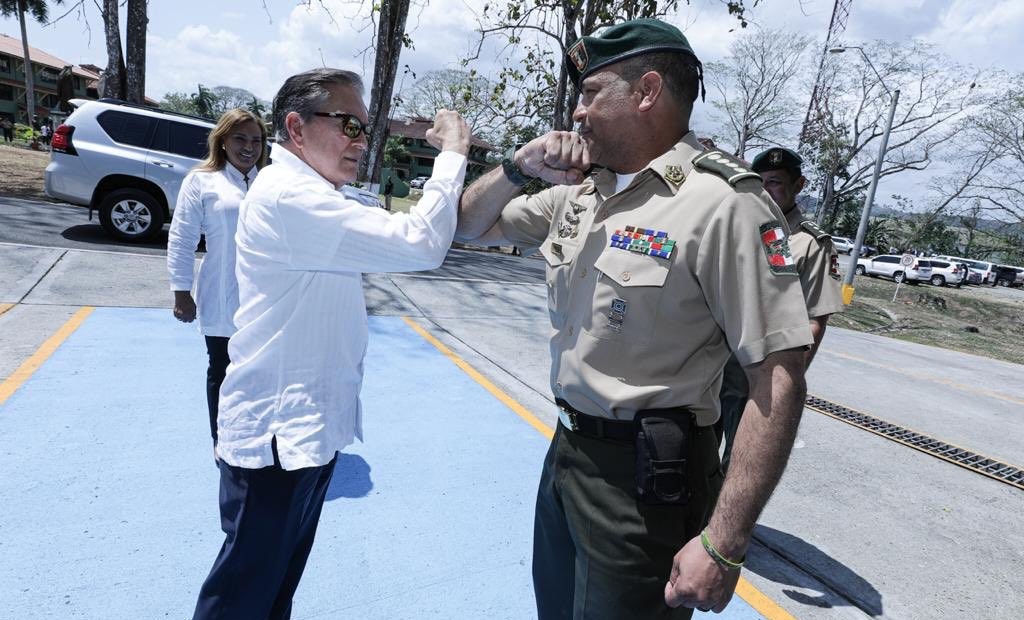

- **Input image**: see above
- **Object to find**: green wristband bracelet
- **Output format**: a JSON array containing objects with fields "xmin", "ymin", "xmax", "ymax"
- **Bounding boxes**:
[{"xmin": 700, "ymin": 529, "xmax": 745, "ymax": 571}]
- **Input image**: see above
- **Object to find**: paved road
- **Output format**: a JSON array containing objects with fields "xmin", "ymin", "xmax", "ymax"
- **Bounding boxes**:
[{"xmin": 1, "ymin": 197, "xmax": 1022, "ymax": 619}]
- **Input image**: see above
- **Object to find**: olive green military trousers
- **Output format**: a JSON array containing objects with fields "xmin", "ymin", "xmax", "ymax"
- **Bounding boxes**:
[{"xmin": 532, "ymin": 422, "xmax": 723, "ymax": 619}]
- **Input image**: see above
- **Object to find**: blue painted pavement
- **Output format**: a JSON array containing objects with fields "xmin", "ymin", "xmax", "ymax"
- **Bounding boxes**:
[{"xmin": 0, "ymin": 308, "xmax": 767, "ymax": 619}]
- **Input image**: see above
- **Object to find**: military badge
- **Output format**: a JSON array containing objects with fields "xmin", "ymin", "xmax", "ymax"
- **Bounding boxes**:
[
  {"xmin": 609, "ymin": 226, "xmax": 675, "ymax": 259},
  {"xmin": 759, "ymin": 221, "xmax": 798, "ymax": 275},
  {"xmin": 663, "ymin": 165, "xmax": 685, "ymax": 187},
  {"xmin": 568, "ymin": 40, "xmax": 589, "ymax": 73},
  {"xmin": 830, "ymin": 253, "xmax": 840, "ymax": 279},
  {"xmin": 607, "ymin": 298, "xmax": 628, "ymax": 332},
  {"xmin": 769, "ymin": 150, "xmax": 782, "ymax": 166}
]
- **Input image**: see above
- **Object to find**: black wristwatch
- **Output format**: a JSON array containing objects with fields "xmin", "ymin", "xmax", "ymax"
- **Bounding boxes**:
[{"xmin": 501, "ymin": 157, "xmax": 532, "ymax": 187}]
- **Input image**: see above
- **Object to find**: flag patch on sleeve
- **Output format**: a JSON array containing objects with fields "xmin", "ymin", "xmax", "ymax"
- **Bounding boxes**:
[{"xmin": 759, "ymin": 221, "xmax": 798, "ymax": 275}]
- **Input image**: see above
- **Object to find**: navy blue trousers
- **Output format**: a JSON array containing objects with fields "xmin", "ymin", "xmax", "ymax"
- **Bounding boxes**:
[
  {"xmin": 204, "ymin": 336, "xmax": 230, "ymax": 444},
  {"xmin": 192, "ymin": 443, "xmax": 336, "ymax": 620}
]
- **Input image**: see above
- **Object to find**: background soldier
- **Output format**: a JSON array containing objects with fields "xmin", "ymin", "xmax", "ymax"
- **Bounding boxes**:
[{"xmin": 718, "ymin": 147, "xmax": 845, "ymax": 472}]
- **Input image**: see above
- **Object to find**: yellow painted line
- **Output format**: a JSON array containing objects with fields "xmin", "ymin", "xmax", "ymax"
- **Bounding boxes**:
[
  {"xmin": 0, "ymin": 302, "xmax": 13, "ymax": 317},
  {"xmin": 401, "ymin": 316, "xmax": 552, "ymax": 439},
  {"xmin": 0, "ymin": 306, "xmax": 94, "ymax": 406},
  {"xmin": 402, "ymin": 316, "xmax": 793, "ymax": 620},
  {"xmin": 828, "ymin": 349, "xmax": 1024, "ymax": 407}
]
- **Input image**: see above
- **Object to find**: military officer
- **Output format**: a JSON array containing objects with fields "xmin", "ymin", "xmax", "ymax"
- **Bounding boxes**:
[
  {"xmin": 456, "ymin": 19, "xmax": 813, "ymax": 619},
  {"xmin": 717, "ymin": 147, "xmax": 845, "ymax": 471}
]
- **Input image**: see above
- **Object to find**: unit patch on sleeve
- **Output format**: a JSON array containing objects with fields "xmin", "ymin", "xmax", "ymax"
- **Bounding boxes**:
[
  {"xmin": 610, "ymin": 226, "xmax": 675, "ymax": 259},
  {"xmin": 759, "ymin": 221, "xmax": 798, "ymax": 275}
]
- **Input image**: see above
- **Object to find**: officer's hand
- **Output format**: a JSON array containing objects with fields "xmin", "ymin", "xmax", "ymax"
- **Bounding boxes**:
[
  {"xmin": 514, "ymin": 131, "xmax": 590, "ymax": 186},
  {"xmin": 173, "ymin": 291, "xmax": 197, "ymax": 323},
  {"xmin": 426, "ymin": 109, "xmax": 471, "ymax": 156},
  {"xmin": 663, "ymin": 535, "xmax": 740, "ymax": 613}
]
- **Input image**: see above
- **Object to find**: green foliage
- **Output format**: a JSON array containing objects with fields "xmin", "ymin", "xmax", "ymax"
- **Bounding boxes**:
[
  {"xmin": 191, "ymin": 84, "xmax": 217, "ymax": 120},
  {"xmin": 0, "ymin": 0, "xmax": 60, "ymax": 23},
  {"xmin": 159, "ymin": 91, "xmax": 199, "ymax": 116},
  {"xmin": 382, "ymin": 135, "xmax": 409, "ymax": 167}
]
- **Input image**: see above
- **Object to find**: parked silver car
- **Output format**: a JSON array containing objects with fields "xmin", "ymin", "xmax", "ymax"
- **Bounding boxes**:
[
  {"xmin": 855, "ymin": 255, "xmax": 933, "ymax": 284},
  {"xmin": 45, "ymin": 98, "xmax": 215, "ymax": 242}
]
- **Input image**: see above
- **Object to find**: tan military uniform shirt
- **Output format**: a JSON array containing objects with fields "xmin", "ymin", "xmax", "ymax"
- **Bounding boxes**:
[
  {"xmin": 497, "ymin": 133, "xmax": 813, "ymax": 426},
  {"xmin": 783, "ymin": 206, "xmax": 845, "ymax": 319}
]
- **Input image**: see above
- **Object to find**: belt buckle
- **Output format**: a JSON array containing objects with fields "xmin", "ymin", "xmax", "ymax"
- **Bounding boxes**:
[{"xmin": 558, "ymin": 406, "xmax": 579, "ymax": 432}]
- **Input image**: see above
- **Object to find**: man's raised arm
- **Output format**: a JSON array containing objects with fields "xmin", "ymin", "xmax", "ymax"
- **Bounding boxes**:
[{"xmin": 455, "ymin": 131, "xmax": 590, "ymax": 243}]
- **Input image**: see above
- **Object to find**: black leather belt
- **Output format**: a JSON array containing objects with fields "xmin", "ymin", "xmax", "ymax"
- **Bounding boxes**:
[{"xmin": 556, "ymin": 399, "xmax": 634, "ymax": 442}]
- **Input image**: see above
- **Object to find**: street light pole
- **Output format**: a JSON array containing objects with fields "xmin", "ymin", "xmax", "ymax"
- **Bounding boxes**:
[
  {"xmin": 828, "ymin": 46, "xmax": 900, "ymax": 304},
  {"xmin": 842, "ymin": 87, "xmax": 900, "ymax": 303}
]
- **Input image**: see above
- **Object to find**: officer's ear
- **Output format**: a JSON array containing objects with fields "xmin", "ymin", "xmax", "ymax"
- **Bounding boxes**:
[
  {"xmin": 795, "ymin": 175, "xmax": 807, "ymax": 194},
  {"xmin": 635, "ymin": 71, "xmax": 664, "ymax": 113}
]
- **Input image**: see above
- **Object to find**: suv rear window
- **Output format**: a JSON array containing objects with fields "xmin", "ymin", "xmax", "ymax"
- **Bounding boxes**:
[
  {"xmin": 97, "ymin": 110, "xmax": 157, "ymax": 148},
  {"xmin": 151, "ymin": 119, "xmax": 211, "ymax": 160},
  {"xmin": 931, "ymin": 260, "xmax": 949, "ymax": 268},
  {"xmin": 876, "ymin": 256, "xmax": 899, "ymax": 264}
]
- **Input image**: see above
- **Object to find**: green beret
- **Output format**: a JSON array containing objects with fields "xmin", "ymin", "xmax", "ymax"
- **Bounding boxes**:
[
  {"xmin": 566, "ymin": 18, "xmax": 700, "ymax": 87},
  {"xmin": 750, "ymin": 147, "xmax": 803, "ymax": 174}
]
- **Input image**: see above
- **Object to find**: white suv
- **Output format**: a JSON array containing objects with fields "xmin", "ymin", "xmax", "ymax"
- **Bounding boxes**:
[
  {"xmin": 45, "ymin": 98, "xmax": 215, "ymax": 242},
  {"xmin": 855, "ymin": 255, "xmax": 933, "ymax": 284},
  {"xmin": 830, "ymin": 235, "xmax": 854, "ymax": 255}
]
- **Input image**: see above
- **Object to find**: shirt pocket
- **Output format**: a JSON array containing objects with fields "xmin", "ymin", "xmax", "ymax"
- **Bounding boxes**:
[
  {"xmin": 586, "ymin": 249, "xmax": 671, "ymax": 342},
  {"xmin": 539, "ymin": 238, "xmax": 579, "ymax": 329}
]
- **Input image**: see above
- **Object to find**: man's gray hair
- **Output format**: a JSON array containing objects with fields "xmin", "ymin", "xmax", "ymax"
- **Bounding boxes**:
[{"xmin": 272, "ymin": 68, "xmax": 364, "ymax": 144}]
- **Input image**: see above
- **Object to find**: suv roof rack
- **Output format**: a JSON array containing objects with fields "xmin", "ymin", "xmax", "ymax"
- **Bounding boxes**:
[{"xmin": 95, "ymin": 98, "xmax": 215, "ymax": 124}]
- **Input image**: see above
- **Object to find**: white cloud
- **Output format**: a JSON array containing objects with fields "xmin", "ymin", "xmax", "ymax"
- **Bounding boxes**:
[{"xmin": 925, "ymin": 0, "xmax": 1024, "ymax": 70}]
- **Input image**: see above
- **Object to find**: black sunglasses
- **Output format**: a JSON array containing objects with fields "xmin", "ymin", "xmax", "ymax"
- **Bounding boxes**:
[{"xmin": 311, "ymin": 112, "xmax": 371, "ymax": 139}]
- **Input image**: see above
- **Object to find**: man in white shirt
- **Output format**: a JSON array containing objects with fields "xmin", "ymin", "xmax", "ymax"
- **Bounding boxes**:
[{"xmin": 192, "ymin": 68, "xmax": 471, "ymax": 620}]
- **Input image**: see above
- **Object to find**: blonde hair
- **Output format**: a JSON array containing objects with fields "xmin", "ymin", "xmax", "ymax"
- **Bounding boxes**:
[{"xmin": 195, "ymin": 108, "xmax": 269, "ymax": 172}]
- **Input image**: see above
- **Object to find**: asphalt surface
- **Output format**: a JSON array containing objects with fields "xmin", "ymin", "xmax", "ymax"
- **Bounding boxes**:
[{"xmin": 1, "ymin": 195, "xmax": 1022, "ymax": 619}]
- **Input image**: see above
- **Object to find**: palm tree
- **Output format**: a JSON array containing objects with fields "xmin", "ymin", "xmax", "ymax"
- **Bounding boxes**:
[
  {"xmin": 247, "ymin": 96, "xmax": 266, "ymax": 119},
  {"xmin": 191, "ymin": 84, "xmax": 217, "ymax": 120},
  {"xmin": 0, "ymin": 0, "xmax": 64, "ymax": 125}
]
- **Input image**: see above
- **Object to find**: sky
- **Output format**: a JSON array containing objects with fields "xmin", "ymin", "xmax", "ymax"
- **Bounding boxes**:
[{"xmin": 2, "ymin": 0, "xmax": 1021, "ymax": 200}]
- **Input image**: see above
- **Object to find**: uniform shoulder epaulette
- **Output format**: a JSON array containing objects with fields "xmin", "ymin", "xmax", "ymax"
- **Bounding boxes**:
[
  {"xmin": 799, "ymin": 219, "xmax": 830, "ymax": 241},
  {"xmin": 691, "ymin": 149, "xmax": 761, "ymax": 186}
]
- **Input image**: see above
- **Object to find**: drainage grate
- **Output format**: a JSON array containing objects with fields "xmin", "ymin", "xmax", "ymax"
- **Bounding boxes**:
[{"xmin": 805, "ymin": 395, "xmax": 1024, "ymax": 491}]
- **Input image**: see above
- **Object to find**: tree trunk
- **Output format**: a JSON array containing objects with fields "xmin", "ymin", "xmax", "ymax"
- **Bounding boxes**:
[
  {"xmin": 815, "ymin": 172, "xmax": 835, "ymax": 227},
  {"xmin": 125, "ymin": 0, "xmax": 148, "ymax": 104},
  {"xmin": 359, "ymin": 0, "xmax": 411, "ymax": 189},
  {"xmin": 16, "ymin": 1, "xmax": 35, "ymax": 126},
  {"xmin": 101, "ymin": 0, "xmax": 126, "ymax": 99}
]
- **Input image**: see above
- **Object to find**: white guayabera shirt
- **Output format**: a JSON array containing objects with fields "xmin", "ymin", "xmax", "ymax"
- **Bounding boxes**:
[
  {"xmin": 166, "ymin": 163, "xmax": 256, "ymax": 337},
  {"xmin": 217, "ymin": 144, "xmax": 467, "ymax": 470}
]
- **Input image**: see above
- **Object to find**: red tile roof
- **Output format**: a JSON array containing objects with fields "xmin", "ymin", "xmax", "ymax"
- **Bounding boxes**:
[{"xmin": 0, "ymin": 34, "xmax": 98, "ymax": 79}]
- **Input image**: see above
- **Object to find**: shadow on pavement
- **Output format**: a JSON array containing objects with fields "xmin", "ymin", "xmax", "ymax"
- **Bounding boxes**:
[
  {"xmin": 326, "ymin": 453, "xmax": 373, "ymax": 500},
  {"xmin": 61, "ymin": 223, "xmax": 171, "ymax": 250},
  {"xmin": 748, "ymin": 524, "xmax": 883, "ymax": 617},
  {"xmin": 428, "ymin": 248, "xmax": 546, "ymax": 284}
]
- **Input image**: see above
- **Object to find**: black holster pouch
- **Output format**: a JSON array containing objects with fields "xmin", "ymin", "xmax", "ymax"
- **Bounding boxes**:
[{"xmin": 634, "ymin": 411, "xmax": 692, "ymax": 505}]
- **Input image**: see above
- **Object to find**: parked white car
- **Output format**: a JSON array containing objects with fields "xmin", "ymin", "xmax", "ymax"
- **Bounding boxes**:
[
  {"xmin": 932, "ymin": 255, "xmax": 998, "ymax": 285},
  {"xmin": 855, "ymin": 255, "xmax": 933, "ymax": 284},
  {"xmin": 925, "ymin": 259, "xmax": 966, "ymax": 287},
  {"xmin": 830, "ymin": 235, "xmax": 855, "ymax": 254},
  {"xmin": 45, "ymin": 98, "xmax": 215, "ymax": 242}
]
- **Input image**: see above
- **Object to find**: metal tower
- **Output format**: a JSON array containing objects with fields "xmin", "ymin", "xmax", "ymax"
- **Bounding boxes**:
[{"xmin": 800, "ymin": 0, "xmax": 854, "ymax": 145}]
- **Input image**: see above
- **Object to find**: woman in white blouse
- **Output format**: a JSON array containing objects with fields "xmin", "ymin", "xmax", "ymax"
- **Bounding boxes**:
[{"xmin": 167, "ymin": 108, "xmax": 267, "ymax": 447}]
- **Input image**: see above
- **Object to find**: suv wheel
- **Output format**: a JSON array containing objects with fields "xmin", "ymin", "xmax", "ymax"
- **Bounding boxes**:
[
  {"xmin": 854, "ymin": 265, "xmax": 866, "ymax": 275},
  {"xmin": 930, "ymin": 275, "xmax": 946, "ymax": 287},
  {"xmin": 998, "ymin": 278, "xmax": 1011, "ymax": 287},
  {"xmin": 893, "ymin": 271, "xmax": 905, "ymax": 283},
  {"xmin": 98, "ymin": 189, "xmax": 165, "ymax": 242}
]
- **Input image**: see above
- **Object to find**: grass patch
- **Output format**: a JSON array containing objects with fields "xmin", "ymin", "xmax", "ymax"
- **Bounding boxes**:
[{"xmin": 829, "ymin": 276, "xmax": 1024, "ymax": 365}]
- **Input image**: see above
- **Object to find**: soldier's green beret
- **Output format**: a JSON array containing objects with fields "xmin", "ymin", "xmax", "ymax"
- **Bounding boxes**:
[
  {"xmin": 751, "ymin": 147, "xmax": 803, "ymax": 174},
  {"xmin": 566, "ymin": 18, "xmax": 700, "ymax": 87}
]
